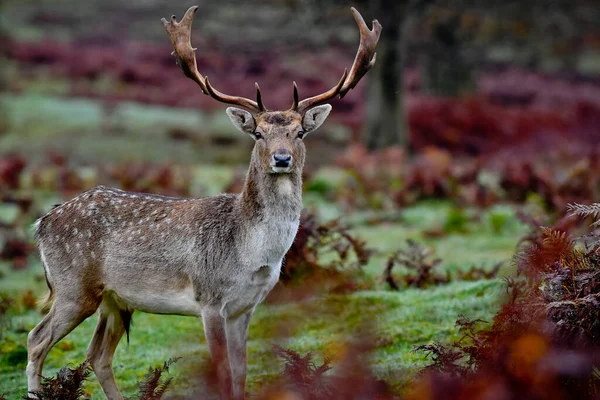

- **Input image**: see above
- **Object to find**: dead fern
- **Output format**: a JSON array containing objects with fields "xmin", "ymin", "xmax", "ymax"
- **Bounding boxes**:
[
  {"xmin": 24, "ymin": 361, "xmax": 91, "ymax": 400},
  {"xmin": 455, "ymin": 262, "xmax": 503, "ymax": 281},
  {"xmin": 413, "ymin": 343, "xmax": 466, "ymax": 378},
  {"xmin": 409, "ymin": 210, "xmax": 600, "ymax": 399},
  {"xmin": 272, "ymin": 345, "xmax": 332, "ymax": 399},
  {"xmin": 127, "ymin": 357, "xmax": 180, "ymax": 400},
  {"xmin": 568, "ymin": 203, "xmax": 600, "ymax": 226},
  {"xmin": 383, "ymin": 240, "xmax": 447, "ymax": 289},
  {"xmin": 274, "ymin": 211, "xmax": 374, "ymax": 300},
  {"xmin": 514, "ymin": 226, "xmax": 588, "ymax": 276}
]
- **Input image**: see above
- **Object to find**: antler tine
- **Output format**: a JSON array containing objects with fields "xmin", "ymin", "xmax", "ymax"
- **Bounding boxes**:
[
  {"xmin": 162, "ymin": 6, "xmax": 263, "ymax": 113},
  {"xmin": 296, "ymin": 69, "xmax": 348, "ymax": 114},
  {"xmin": 291, "ymin": 81, "xmax": 299, "ymax": 111},
  {"xmin": 255, "ymin": 82, "xmax": 266, "ymax": 112},
  {"xmin": 293, "ymin": 7, "xmax": 381, "ymax": 114},
  {"xmin": 204, "ymin": 77, "xmax": 263, "ymax": 112}
]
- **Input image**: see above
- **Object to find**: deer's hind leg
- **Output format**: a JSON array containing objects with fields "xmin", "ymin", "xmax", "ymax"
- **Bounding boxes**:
[
  {"xmin": 26, "ymin": 296, "xmax": 99, "ymax": 394},
  {"xmin": 86, "ymin": 293, "xmax": 132, "ymax": 400}
]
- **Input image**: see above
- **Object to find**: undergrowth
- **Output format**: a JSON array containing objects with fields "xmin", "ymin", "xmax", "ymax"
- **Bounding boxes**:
[{"xmin": 402, "ymin": 202, "xmax": 600, "ymax": 399}]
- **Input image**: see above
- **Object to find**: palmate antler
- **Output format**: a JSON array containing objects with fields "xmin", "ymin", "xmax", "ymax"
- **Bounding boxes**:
[
  {"xmin": 161, "ymin": 6, "xmax": 265, "ymax": 113},
  {"xmin": 162, "ymin": 6, "xmax": 381, "ymax": 114},
  {"xmin": 292, "ymin": 7, "xmax": 382, "ymax": 113}
]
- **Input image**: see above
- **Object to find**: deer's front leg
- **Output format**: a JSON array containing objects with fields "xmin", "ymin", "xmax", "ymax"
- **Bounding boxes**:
[
  {"xmin": 201, "ymin": 308, "xmax": 231, "ymax": 399},
  {"xmin": 225, "ymin": 309, "xmax": 253, "ymax": 400}
]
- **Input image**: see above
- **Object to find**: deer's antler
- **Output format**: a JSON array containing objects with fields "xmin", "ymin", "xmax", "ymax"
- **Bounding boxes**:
[
  {"xmin": 162, "ymin": 6, "xmax": 266, "ymax": 113},
  {"xmin": 292, "ymin": 7, "xmax": 382, "ymax": 114}
]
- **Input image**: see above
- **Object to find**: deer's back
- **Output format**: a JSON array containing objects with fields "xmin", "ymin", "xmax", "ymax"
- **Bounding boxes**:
[{"xmin": 35, "ymin": 186, "xmax": 247, "ymax": 312}]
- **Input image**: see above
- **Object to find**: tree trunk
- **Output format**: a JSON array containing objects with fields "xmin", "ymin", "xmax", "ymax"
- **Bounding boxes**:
[
  {"xmin": 361, "ymin": 0, "xmax": 433, "ymax": 150},
  {"xmin": 362, "ymin": 8, "xmax": 404, "ymax": 150}
]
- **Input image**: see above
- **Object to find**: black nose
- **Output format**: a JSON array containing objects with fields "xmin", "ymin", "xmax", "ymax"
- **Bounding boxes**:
[{"xmin": 273, "ymin": 154, "xmax": 292, "ymax": 167}]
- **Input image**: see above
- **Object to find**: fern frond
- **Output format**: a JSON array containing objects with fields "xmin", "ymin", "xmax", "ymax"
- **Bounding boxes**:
[{"xmin": 568, "ymin": 203, "xmax": 600, "ymax": 222}]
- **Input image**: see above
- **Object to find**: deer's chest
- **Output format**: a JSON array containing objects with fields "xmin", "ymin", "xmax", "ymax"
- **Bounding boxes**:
[
  {"xmin": 243, "ymin": 217, "xmax": 299, "ymax": 267},
  {"xmin": 220, "ymin": 218, "xmax": 298, "ymax": 319}
]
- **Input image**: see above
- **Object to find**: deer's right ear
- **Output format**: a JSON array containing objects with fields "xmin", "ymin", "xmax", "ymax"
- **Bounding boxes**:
[
  {"xmin": 302, "ymin": 104, "xmax": 332, "ymax": 134},
  {"xmin": 226, "ymin": 107, "xmax": 256, "ymax": 135}
]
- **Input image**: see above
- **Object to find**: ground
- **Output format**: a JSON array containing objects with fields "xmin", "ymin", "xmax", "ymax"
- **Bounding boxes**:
[{"xmin": 0, "ymin": 199, "xmax": 525, "ymax": 399}]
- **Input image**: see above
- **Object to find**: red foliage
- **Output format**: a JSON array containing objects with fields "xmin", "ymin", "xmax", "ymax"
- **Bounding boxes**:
[
  {"xmin": 407, "ymin": 95, "xmax": 600, "ymax": 156},
  {"xmin": 0, "ymin": 238, "xmax": 31, "ymax": 270},
  {"xmin": 0, "ymin": 155, "xmax": 26, "ymax": 189},
  {"xmin": 1, "ymin": 37, "xmax": 364, "ymax": 115},
  {"xmin": 106, "ymin": 163, "xmax": 191, "ymax": 198},
  {"xmin": 333, "ymin": 143, "xmax": 600, "ymax": 212},
  {"xmin": 406, "ymin": 221, "xmax": 600, "ymax": 400}
]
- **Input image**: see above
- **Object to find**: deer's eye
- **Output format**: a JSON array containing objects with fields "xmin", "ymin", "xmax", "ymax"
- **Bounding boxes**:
[
  {"xmin": 253, "ymin": 131, "xmax": 263, "ymax": 140},
  {"xmin": 297, "ymin": 130, "xmax": 305, "ymax": 139}
]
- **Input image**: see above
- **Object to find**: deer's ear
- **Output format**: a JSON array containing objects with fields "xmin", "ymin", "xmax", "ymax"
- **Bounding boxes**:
[
  {"xmin": 226, "ymin": 107, "xmax": 256, "ymax": 134},
  {"xmin": 302, "ymin": 104, "xmax": 332, "ymax": 134}
]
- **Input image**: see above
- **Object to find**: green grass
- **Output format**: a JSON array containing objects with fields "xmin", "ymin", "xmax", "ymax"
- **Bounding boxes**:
[
  {"xmin": 0, "ymin": 201, "xmax": 526, "ymax": 399},
  {"xmin": 0, "ymin": 93, "xmax": 251, "ymax": 165},
  {"xmin": 0, "ymin": 93, "xmax": 347, "ymax": 166}
]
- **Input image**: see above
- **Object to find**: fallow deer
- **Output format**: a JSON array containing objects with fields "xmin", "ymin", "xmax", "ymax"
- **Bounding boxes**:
[{"xmin": 27, "ymin": 5, "xmax": 381, "ymax": 399}]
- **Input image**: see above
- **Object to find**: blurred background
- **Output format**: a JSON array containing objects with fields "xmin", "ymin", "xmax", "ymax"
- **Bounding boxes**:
[
  {"xmin": 1, "ymin": 0, "xmax": 600, "ymax": 398},
  {"xmin": 2, "ymin": 0, "xmax": 599, "ymax": 163}
]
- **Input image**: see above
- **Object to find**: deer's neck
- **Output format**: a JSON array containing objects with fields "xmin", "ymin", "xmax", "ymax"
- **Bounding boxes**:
[{"xmin": 240, "ymin": 162, "xmax": 302, "ymax": 222}]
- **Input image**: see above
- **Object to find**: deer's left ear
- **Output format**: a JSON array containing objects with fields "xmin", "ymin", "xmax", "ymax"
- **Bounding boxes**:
[{"xmin": 302, "ymin": 104, "xmax": 332, "ymax": 134}]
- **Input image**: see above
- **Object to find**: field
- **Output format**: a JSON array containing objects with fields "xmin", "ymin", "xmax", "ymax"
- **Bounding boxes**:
[
  {"xmin": 0, "ymin": 195, "xmax": 524, "ymax": 398},
  {"xmin": 1, "ymin": 91, "xmax": 599, "ymax": 400},
  {"xmin": 1, "ymin": 1, "xmax": 600, "ymax": 398},
  {"xmin": 0, "ymin": 94, "xmax": 527, "ymax": 396}
]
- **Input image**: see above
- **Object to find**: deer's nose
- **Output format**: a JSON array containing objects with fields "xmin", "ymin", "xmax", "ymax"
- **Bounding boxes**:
[{"xmin": 273, "ymin": 153, "xmax": 292, "ymax": 168}]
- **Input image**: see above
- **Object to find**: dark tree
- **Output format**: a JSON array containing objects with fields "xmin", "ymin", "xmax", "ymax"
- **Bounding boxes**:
[{"xmin": 361, "ymin": 0, "xmax": 434, "ymax": 150}]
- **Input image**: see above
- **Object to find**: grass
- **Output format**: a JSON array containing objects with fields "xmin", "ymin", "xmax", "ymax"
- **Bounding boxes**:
[
  {"xmin": 0, "ymin": 88, "xmax": 528, "ymax": 398},
  {"xmin": 0, "ymin": 93, "xmax": 250, "ymax": 165},
  {"xmin": 0, "ymin": 201, "xmax": 525, "ymax": 399},
  {"xmin": 0, "ymin": 93, "xmax": 347, "ymax": 166}
]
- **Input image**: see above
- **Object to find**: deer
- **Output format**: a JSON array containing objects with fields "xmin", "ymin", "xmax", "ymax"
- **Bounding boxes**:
[{"xmin": 26, "ymin": 5, "xmax": 381, "ymax": 400}]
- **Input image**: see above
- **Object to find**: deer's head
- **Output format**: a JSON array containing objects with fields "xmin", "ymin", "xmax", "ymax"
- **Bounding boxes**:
[
  {"xmin": 162, "ymin": 6, "xmax": 381, "ymax": 176},
  {"xmin": 225, "ymin": 107, "xmax": 330, "ymax": 174}
]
